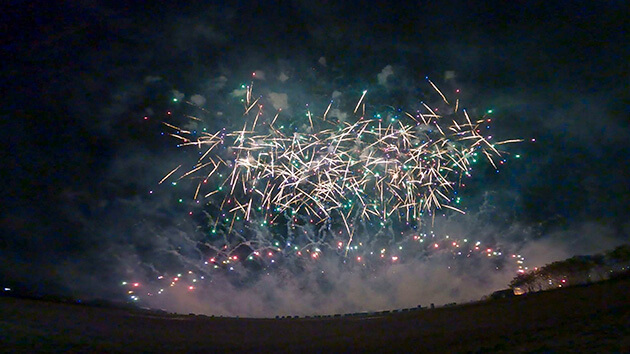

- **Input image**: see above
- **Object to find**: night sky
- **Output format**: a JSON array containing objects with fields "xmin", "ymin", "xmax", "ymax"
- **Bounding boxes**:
[{"xmin": 2, "ymin": 1, "xmax": 628, "ymax": 316}]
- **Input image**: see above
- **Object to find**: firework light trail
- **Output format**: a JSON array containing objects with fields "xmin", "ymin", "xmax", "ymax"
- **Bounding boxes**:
[{"xmin": 157, "ymin": 76, "xmax": 523, "ymax": 263}]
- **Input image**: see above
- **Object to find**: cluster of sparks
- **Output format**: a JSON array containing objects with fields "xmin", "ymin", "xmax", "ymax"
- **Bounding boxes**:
[
  {"xmin": 117, "ymin": 74, "xmax": 532, "ymax": 311},
  {"xmin": 121, "ymin": 231, "xmax": 529, "ymax": 304},
  {"xmin": 159, "ymin": 78, "xmax": 522, "ymax": 256}
]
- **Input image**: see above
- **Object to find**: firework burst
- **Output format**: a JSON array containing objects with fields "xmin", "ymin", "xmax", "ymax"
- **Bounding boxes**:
[{"xmin": 159, "ymin": 78, "xmax": 522, "ymax": 259}]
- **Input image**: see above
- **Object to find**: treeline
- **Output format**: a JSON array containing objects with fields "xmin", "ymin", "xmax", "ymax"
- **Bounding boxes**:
[{"xmin": 509, "ymin": 244, "xmax": 630, "ymax": 293}]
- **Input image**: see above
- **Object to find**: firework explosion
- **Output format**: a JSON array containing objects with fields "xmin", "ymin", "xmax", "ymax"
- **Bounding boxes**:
[
  {"xmin": 160, "ymin": 77, "xmax": 521, "ymax": 257},
  {"xmin": 121, "ymin": 73, "xmax": 528, "ymax": 314}
]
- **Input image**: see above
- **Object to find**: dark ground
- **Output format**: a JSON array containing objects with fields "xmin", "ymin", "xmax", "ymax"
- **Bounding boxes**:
[{"xmin": 1, "ymin": 278, "xmax": 629, "ymax": 353}]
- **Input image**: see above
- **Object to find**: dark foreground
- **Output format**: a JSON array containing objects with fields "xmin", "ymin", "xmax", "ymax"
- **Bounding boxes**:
[{"xmin": 1, "ymin": 279, "xmax": 629, "ymax": 353}]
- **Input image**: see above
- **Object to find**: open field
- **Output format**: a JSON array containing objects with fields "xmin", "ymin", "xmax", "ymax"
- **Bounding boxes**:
[{"xmin": 1, "ymin": 278, "xmax": 629, "ymax": 353}]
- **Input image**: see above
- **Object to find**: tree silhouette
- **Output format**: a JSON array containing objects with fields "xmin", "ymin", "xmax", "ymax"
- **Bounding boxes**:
[{"xmin": 508, "ymin": 244, "xmax": 630, "ymax": 294}]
